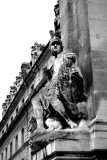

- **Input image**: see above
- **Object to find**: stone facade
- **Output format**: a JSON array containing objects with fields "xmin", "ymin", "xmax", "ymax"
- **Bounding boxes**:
[
  {"xmin": 0, "ymin": 41, "xmax": 50, "ymax": 160},
  {"xmin": 1, "ymin": 0, "xmax": 107, "ymax": 160}
]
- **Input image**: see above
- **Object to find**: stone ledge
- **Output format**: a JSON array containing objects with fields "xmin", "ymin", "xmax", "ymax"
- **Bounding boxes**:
[
  {"xmin": 31, "ymin": 120, "xmax": 107, "ymax": 159},
  {"xmin": 30, "ymin": 128, "xmax": 90, "ymax": 155}
]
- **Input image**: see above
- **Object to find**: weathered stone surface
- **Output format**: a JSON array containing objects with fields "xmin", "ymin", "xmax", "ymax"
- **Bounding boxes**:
[
  {"xmin": 87, "ymin": 0, "xmax": 107, "ymax": 120},
  {"xmin": 60, "ymin": 0, "xmax": 75, "ymax": 51},
  {"xmin": 91, "ymin": 50, "xmax": 107, "ymax": 71},
  {"xmin": 88, "ymin": 1, "xmax": 107, "ymax": 20},
  {"xmin": 93, "ymin": 71, "xmax": 107, "ymax": 91},
  {"xmin": 88, "ymin": 0, "xmax": 107, "ymax": 54},
  {"xmin": 31, "ymin": 129, "xmax": 90, "ymax": 154},
  {"xmin": 88, "ymin": 0, "xmax": 107, "ymax": 4},
  {"xmin": 31, "ymin": 119, "xmax": 107, "ymax": 159},
  {"xmin": 89, "ymin": 118, "xmax": 107, "ymax": 150}
]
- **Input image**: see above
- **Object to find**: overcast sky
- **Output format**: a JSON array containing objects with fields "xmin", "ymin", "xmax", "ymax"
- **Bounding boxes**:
[{"xmin": 0, "ymin": 0, "xmax": 57, "ymax": 121}]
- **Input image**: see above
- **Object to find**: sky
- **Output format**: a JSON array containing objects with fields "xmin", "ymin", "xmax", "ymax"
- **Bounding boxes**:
[{"xmin": 0, "ymin": 0, "xmax": 57, "ymax": 121}]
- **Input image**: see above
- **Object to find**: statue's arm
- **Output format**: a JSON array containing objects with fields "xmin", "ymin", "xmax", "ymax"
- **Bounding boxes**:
[{"xmin": 43, "ymin": 65, "xmax": 54, "ymax": 80}]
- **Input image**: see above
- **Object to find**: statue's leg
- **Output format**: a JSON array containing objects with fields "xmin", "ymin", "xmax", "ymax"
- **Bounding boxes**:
[
  {"xmin": 31, "ymin": 94, "xmax": 45, "ymax": 131},
  {"xmin": 51, "ymin": 97, "xmax": 77, "ymax": 128}
]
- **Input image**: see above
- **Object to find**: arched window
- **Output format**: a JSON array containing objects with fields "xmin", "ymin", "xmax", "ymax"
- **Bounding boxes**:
[
  {"xmin": 16, "ymin": 108, "xmax": 18, "ymax": 114},
  {"xmin": 11, "ymin": 116, "xmax": 13, "ymax": 123},
  {"xmin": 15, "ymin": 135, "xmax": 18, "ymax": 152},
  {"xmin": 22, "ymin": 98, "xmax": 24, "ymax": 104},
  {"xmin": 1, "ymin": 152, "xmax": 3, "ymax": 160},
  {"xmin": 21, "ymin": 128, "xmax": 24, "ymax": 145},
  {"xmin": 6, "ymin": 124, "xmax": 8, "ymax": 131},
  {"xmin": 5, "ymin": 148, "xmax": 7, "ymax": 160},
  {"xmin": 31, "ymin": 84, "xmax": 34, "ymax": 92},
  {"xmin": 2, "ymin": 130, "xmax": 4, "ymax": 136},
  {"xmin": 10, "ymin": 142, "xmax": 12, "ymax": 157}
]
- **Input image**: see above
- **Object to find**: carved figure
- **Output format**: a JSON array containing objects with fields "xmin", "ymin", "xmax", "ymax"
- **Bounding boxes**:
[
  {"xmin": 21, "ymin": 62, "xmax": 31, "ymax": 80},
  {"xmin": 54, "ymin": 1, "xmax": 60, "ymax": 32},
  {"xmin": 30, "ymin": 42, "xmax": 45, "ymax": 67},
  {"xmin": 43, "ymin": 37, "xmax": 79, "ymax": 129},
  {"xmin": 29, "ymin": 116, "xmax": 37, "ymax": 133},
  {"xmin": 31, "ymin": 37, "xmax": 87, "ymax": 132},
  {"xmin": 30, "ymin": 52, "xmax": 38, "ymax": 67},
  {"xmin": 45, "ymin": 117, "xmax": 62, "ymax": 131},
  {"xmin": 57, "ymin": 52, "xmax": 88, "ymax": 125},
  {"xmin": 10, "ymin": 86, "xmax": 17, "ymax": 97},
  {"xmin": 31, "ymin": 88, "xmax": 48, "ymax": 131},
  {"xmin": 2, "ymin": 103, "xmax": 8, "ymax": 116}
]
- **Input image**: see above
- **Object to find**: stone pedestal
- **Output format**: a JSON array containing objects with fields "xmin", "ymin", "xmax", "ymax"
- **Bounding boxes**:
[
  {"xmin": 31, "ymin": 128, "xmax": 107, "ymax": 160},
  {"xmin": 89, "ymin": 117, "xmax": 107, "ymax": 150},
  {"xmin": 31, "ymin": 129, "xmax": 90, "ymax": 160}
]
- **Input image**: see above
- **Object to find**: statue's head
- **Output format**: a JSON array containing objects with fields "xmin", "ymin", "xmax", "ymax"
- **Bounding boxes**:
[
  {"xmin": 65, "ymin": 52, "xmax": 78, "ymax": 67},
  {"xmin": 49, "ymin": 30, "xmax": 54, "ymax": 38},
  {"xmin": 50, "ymin": 37, "xmax": 63, "ymax": 57},
  {"xmin": 54, "ymin": 3, "xmax": 59, "ymax": 17}
]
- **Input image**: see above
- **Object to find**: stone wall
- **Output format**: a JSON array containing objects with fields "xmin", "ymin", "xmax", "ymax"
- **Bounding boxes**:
[
  {"xmin": 87, "ymin": 0, "xmax": 107, "ymax": 120},
  {"xmin": 60, "ymin": 0, "xmax": 93, "ymax": 95}
]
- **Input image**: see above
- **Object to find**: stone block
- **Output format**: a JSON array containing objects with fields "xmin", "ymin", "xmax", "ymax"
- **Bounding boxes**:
[
  {"xmin": 76, "ymin": 0, "xmax": 87, "ymax": 16},
  {"xmin": 77, "ymin": 5, "xmax": 88, "ymax": 32},
  {"xmin": 88, "ymin": 1, "xmax": 107, "ymax": 20},
  {"xmin": 89, "ymin": 19, "xmax": 107, "ymax": 38},
  {"xmin": 87, "ymin": 0, "xmax": 107, "ymax": 4},
  {"xmin": 90, "ymin": 137, "xmax": 107, "ymax": 150},
  {"xmin": 32, "ymin": 132, "xmax": 91, "ymax": 160},
  {"xmin": 93, "ymin": 70, "xmax": 107, "ymax": 91},
  {"xmin": 90, "ymin": 35, "xmax": 107, "ymax": 52},
  {"xmin": 60, "ymin": 0, "xmax": 83, "ymax": 52},
  {"xmin": 91, "ymin": 50, "xmax": 107, "ymax": 71},
  {"xmin": 89, "ymin": 118, "xmax": 107, "ymax": 150},
  {"xmin": 93, "ymin": 91, "xmax": 107, "ymax": 119}
]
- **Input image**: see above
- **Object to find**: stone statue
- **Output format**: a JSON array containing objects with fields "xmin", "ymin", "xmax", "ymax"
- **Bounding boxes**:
[
  {"xmin": 2, "ymin": 103, "xmax": 8, "ymax": 117},
  {"xmin": 54, "ymin": 1, "xmax": 60, "ymax": 32},
  {"xmin": 14, "ymin": 75, "xmax": 23, "ymax": 91},
  {"xmin": 31, "ymin": 37, "xmax": 88, "ymax": 132},
  {"xmin": 29, "ymin": 116, "xmax": 37, "ymax": 133},
  {"xmin": 30, "ymin": 52, "xmax": 38, "ymax": 67},
  {"xmin": 30, "ymin": 42, "xmax": 45, "ymax": 67},
  {"xmin": 21, "ymin": 62, "xmax": 31, "ymax": 80},
  {"xmin": 10, "ymin": 86, "xmax": 17, "ymax": 97}
]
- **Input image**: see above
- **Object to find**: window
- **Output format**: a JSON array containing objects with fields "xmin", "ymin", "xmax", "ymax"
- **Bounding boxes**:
[
  {"xmin": 16, "ymin": 108, "xmax": 18, "ymax": 114},
  {"xmin": 31, "ymin": 84, "xmax": 34, "ymax": 92},
  {"xmin": 10, "ymin": 142, "xmax": 12, "ymax": 157},
  {"xmin": 5, "ymin": 148, "xmax": 7, "ymax": 160},
  {"xmin": 21, "ymin": 128, "xmax": 24, "ymax": 145},
  {"xmin": 6, "ymin": 124, "xmax": 8, "ymax": 131},
  {"xmin": 1, "ymin": 153, "xmax": 3, "ymax": 160},
  {"xmin": 2, "ymin": 130, "xmax": 4, "ymax": 136},
  {"xmin": 15, "ymin": 135, "xmax": 18, "ymax": 152},
  {"xmin": 22, "ymin": 98, "xmax": 24, "ymax": 104},
  {"xmin": 11, "ymin": 116, "xmax": 13, "ymax": 123}
]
